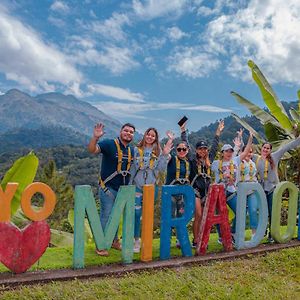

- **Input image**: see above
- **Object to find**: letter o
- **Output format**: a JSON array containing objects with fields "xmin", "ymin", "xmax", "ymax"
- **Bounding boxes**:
[
  {"xmin": 21, "ymin": 182, "xmax": 56, "ymax": 221},
  {"xmin": 271, "ymin": 181, "xmax": 298, "ymax": 243}
]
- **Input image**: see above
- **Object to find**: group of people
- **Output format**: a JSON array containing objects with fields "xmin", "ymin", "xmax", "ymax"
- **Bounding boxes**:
[{"xmin": 88, "ymin": 120, "xmax": 300, "ymax": 256}]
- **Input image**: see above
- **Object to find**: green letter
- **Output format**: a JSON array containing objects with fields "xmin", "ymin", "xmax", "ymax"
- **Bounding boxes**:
[
  {"xmin": 271, "ymin": 181, "xmax": 298, "ymax": 243},
  {"xmin": 73, "ymin": 185, "xmax": 135, "ymax": 268}
]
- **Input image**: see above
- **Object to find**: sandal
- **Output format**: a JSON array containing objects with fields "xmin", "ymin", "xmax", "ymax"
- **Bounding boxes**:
[{"xmin": 96, "ymin": 249, "xmax": 109, "ymax": 256}]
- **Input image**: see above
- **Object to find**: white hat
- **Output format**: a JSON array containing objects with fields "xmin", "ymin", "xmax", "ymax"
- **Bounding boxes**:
[{"xmin": 221, "ymin": 144, "xmax": 234, "ymax": 152}]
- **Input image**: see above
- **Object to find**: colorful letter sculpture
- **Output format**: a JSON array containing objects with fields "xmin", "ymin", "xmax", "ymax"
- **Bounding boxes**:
[
  {"xmin": 141, "ymin": 185, "xmax": 155, "ymax": 262},
  {"xmin": 0, "ymin": 221, "xmax": 50, "ymax": 274},
  {"xmin": 234, "ymin": 182, "xmax": 268, "ymax": 249},
  {"xmin": 271, "ymin": 181, "xmax": 299, "ymax": 243},
  {"xmin": 160, "ymin": 185, "xmax": 195, "ymax": 260},
  {"xmin": 0, "ymin": 182, "xmax": 56, "ymax": 274},
  {"xmin": 196, "ymin": 184, "xmax": 232, "ymax": 255},
  {"xmin": 73, "ymin": 185, "xmax": 135, "ymax": 269}
]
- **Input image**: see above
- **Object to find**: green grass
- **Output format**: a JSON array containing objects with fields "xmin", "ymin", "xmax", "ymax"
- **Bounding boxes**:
[
  {"xmin": 0, "ymin": 247, "xmax": 299, "ymax": 299},
  {"xmin": 0, "ymin": 228, "xmax": 297, "ymax": 273},
  {"xmin": 0, "ymin": 230, "xmax": 257, "ymax": 272}
]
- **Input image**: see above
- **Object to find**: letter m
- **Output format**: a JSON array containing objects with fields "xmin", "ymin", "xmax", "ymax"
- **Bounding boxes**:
[{"xmin": 73, "ymin": 185, "xmax": 135, "ymax": 269}]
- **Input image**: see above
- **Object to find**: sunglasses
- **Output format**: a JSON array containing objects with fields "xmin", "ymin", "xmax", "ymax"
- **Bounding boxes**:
[{"xmin": 177, "ymin": 147, "xmax": 187, "ymax": 152}]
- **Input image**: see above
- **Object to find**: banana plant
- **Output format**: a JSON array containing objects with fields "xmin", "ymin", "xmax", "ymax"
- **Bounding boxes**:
[
  {"xmin": 231, "ymin": 60, "xmax": 300, "ymax": 149},
  {"xmin": 1, "ymin": 152, "xmax": 39, "ymax": 216}
]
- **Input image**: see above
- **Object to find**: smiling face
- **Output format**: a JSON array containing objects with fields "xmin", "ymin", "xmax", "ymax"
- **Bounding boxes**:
[
  {"xmin": 144, "ymin": 129, "xmax": 157, "ymax": 146},
  {"xmin": 222, "ymin": 149, "xmax": 234, "ymax": 161},
  {"xmin": 176, "ymin": 143, "xmax": 189, "ymax": 159},
  {"xmin": 120, "ymin": 125, "xmax": 135, "ymax": 144},
  {"xmin": 261, "ymin": 143, "xmax": 272, "ymax": 157},
  {"xmin": 196, "ymin": 147, "xmax": 208, "ymax": 159},
  {"xmin": 245, "ymin": 147, "xmax": 253, "ymax": 161}
]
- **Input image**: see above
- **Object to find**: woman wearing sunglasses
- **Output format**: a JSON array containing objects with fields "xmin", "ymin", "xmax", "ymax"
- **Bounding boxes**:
[
  {"xmin": 130, "ymin": 128, "xmax": 173, "ymax": 253},
  {"xmin": 165, "ymin": 137, "xmax": 192, "ymax": 248},
  {"xmin": 211, "ymin": 132, "xmax": 253, "ymax": 240},
  {"xmin": 180, "ymin": 120, "xmax": 225, "ymax": 248}
]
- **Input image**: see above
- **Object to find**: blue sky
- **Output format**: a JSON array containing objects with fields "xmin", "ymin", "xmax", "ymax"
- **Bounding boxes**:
[{"xmin": 0, "ymin": 0, "xmax": 299, "ymax": 137}]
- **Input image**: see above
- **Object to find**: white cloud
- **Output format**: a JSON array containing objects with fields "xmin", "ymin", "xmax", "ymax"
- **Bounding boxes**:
[
  {"xmin": 48, "ymin": 15, "xmax": 66, "ymax": 28},
  {"xmin": 203, "ymin": 0, "xmax": 300, "ymax": 84},
  {"xmin": 50, "ymin": 1, "xmax": 70, "ymax": 13},
  {"xmin": 90, "ymin": 13, "xmax": 131, "ymax": 42},
  {"xmin": 70, "ymin": 45, "xmax": 139, "ymax": 75},
  {"xmin": 132, "ymin": 0, "xmax": 189, "ymax": 20},
  {"xmin": 166, "ymin": 26, "xmax": 189, "ymax": 42},
  {"xmin": 197, "ymin": 0, "xmax": 241, "ymax": 17},
  {"xmin": 93, "ymin": 100, "xmax": 231, "ymax": 118},
  {"xmin": 87, "ymin": 84, "xmax": 145, "ymax": 102},
  {"xmin": 0, "ymin": 9, "xmax": 81, "ymax": 92},
  {"xmin": 0, "ymin": 89, "xmax": 4, "ymax": 95},
  {"xmin": 146, "ymin": 36, "xmax": 167, "ymax": 49},
  {"xmin": 182, "ymin": 105, "xmax": 232, "ymax": 112},
  {"xmin": 167, "ymin": 46, "xmax": 220, "ymax": 78}
]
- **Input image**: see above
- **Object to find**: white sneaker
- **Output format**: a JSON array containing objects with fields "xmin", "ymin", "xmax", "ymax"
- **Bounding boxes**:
[{"xmin": 133, "ymin": 239, "xmax": 141, "ymax": 253}]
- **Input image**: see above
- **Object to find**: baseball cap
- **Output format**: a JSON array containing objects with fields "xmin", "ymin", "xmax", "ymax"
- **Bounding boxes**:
[
  {"xmin": 196, "ymin": 140, "xmax": 208, "ymax": 149},
  {"xmin": 221, "ymin": 144, "xmax": 234, "ymax": 152}
]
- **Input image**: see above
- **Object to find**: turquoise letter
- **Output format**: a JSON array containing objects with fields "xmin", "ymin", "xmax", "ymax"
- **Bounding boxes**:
[
  {"xmin": 73, "ymin": 185, "xmax": 135, "ymax": 268},
  {"xmin": 235, "ymin": 182, "xmax": 268, "ymax": 249}
]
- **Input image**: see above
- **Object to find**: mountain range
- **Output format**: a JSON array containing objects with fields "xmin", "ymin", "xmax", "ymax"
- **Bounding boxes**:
[{"xmin": 0, "ymin": 89, "xmax": 122, "ymax": 151}]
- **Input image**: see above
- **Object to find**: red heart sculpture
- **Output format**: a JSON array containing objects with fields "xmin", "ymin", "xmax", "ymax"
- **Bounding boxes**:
[{"xmin": 0, "ymin": 221, "xmax": 50, "ymax": 273}]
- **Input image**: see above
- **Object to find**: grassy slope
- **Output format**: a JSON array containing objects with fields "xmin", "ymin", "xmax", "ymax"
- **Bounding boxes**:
[
  {"xmin": 0, "ymin": 230, "xmax": 255, "ymax": 272},
  {"xmin": 0, "ymin": 247, "xmax": 299, "ymax": 299}
]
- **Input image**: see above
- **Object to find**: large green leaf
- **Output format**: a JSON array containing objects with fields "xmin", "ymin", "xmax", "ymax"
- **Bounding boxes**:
[
  {"xmin": 231, "ymin": 91, "xmax": 280, "ymax": 126},
  {"xmin": 231, "ymin": 113, "xmax": 265, "ymax": 143},
  {"xmin": 289, "ymin": 108, "xmax": 300, "ymax": 122},
  {"xmin": 264, "ymin": 122, "xmax": 291, "ymax": 145},
  {"xmin": 248, "ymin": 60, "xmax": 293, "ymax": 131},
  {"xmin": 1, "ymin": 152, "xmax": 39, "ymax": 216}
]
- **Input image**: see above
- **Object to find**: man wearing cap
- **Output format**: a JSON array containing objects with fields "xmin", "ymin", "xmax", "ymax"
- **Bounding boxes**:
[
  {"xmin": 211, "ymin": 132, "xmax": 253, "ymax": 240},
  {"xmin": 180, "ymin": 120, "xmax": 224, "ymax": 247}
]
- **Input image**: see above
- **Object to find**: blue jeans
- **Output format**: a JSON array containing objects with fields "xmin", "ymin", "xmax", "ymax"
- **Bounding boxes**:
[
  {"xmin": 99, "ymin": 186, "xmax": 118, "ymax": 241},
  {"xmin": 265, "ymin": 190, "xmax": 274, "ymax": 236},
  {"xmin": 134, "ymin": 187, "xmax": 158, "ymax": 238},
  {"xmin": 247, "ymin": 193, "xmax": 258, "ymax": 229}
]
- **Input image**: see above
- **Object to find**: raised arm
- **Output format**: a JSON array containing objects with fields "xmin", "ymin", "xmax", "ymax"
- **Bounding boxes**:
[
  {"xmin": 88, "ymin": 123, "xmax": 104, "ymax": 154},
  {"xmin": 239, "ymin": 131, "xmax": 253, "ymax": 161},
  {"xmin": 272, "ymin": 136, "xmax": 300, "ymax": 162},
  {"xmin": 179, "ymin": 121, "xmax": 195, "ymax": 157},
  {"xmin": 209, "ymin": 120, "xmax": 224, "ymax": 161}
]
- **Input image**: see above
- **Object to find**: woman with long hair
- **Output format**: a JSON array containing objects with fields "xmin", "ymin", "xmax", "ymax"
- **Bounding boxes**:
[
  {"xmin": 251, "ymin": 137, "xmax": 300, "ymax": 241},
  {"xmin": 130, "ymin": 128, "xmax": 173, "ymax": 252},
  {"xmin": 180, "ymin": 120, "xmax": 224, "ymax": 247}
]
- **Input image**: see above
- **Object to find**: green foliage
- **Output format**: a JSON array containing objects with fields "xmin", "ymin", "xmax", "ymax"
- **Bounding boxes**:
[
  {"xmin": 0, "ymin": 152, "xmax": 38, "ymax": 216},
  {"xmin": 232, "ymin": 60, "xmax": 299, "ymax": 148},
  {"xmin": 248, "ymin": 60, "xmax": 293, "ymax": 131},
  {"xmin": 38, "ymin": 160, "xmax": 74, "ymax": 231}
]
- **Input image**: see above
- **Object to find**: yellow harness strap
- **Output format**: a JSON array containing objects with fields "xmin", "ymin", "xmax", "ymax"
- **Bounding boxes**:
[
  {"xmin": 218, "ymin": 159, "xmax": 234, "ymax": 181},
  {"xmin": 256, "ymin": 156, "xmax": 268, "ymax": 180},
  {"xmin": 114, "ymin": 139, "xmax": 132, "ymax": 172},
  {"xmin": 137, "ymin": 147, "xmax": 156, "ymax": 170},
  {"xmin": 240, "ymin": 161, "xmax": 254, "ymax": 182},
  {"xmin": 98, "ymin": 139, "xmax": 132, "ymax": 189},
  {"xmin": 176, "ymin": 157, "xmax": 190, "ymax": 180}
]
